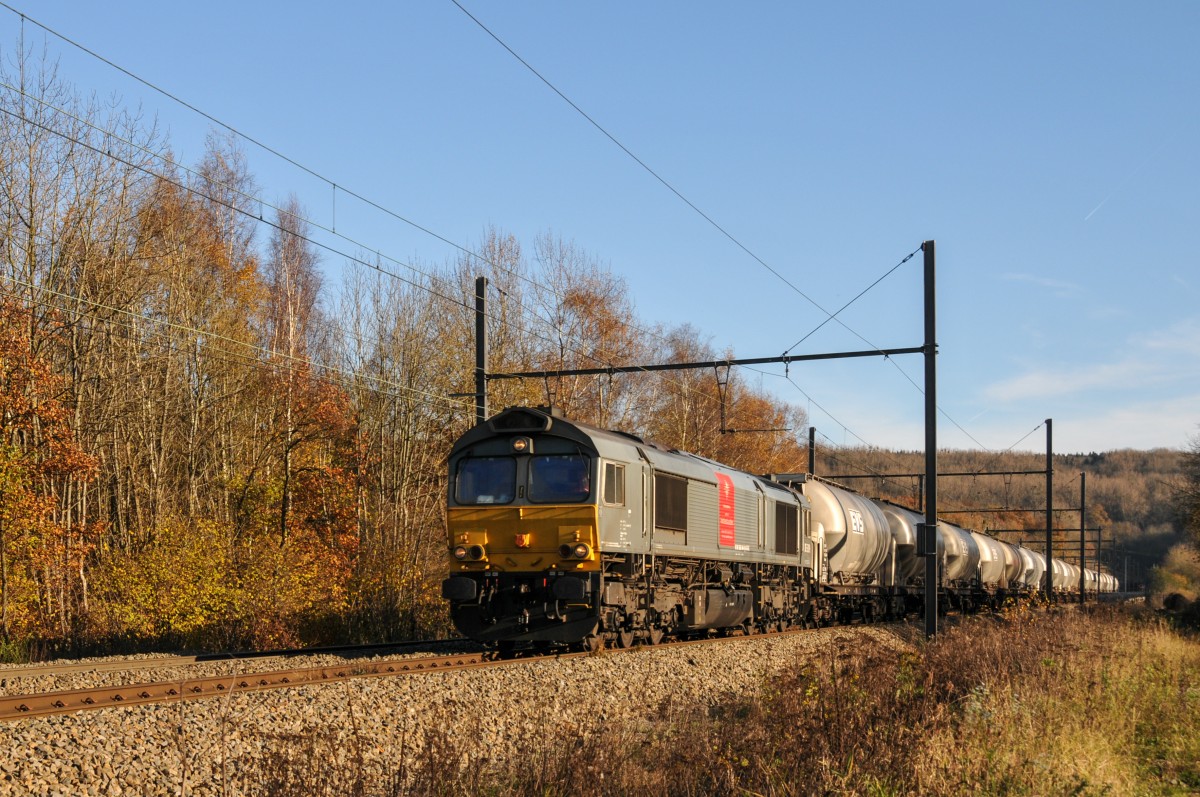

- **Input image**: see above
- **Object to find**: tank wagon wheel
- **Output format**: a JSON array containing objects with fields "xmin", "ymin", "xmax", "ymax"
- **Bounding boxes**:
[
  {"xmin": 615, "ymin": 628, "xmax": 636, "ymax": 649},
  {"xmin": 646, "ymin": 626, "xmax": 665, "ymax": 645}
]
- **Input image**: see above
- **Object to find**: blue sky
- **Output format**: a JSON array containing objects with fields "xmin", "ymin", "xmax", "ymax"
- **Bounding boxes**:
[{"xmin": 7, "ymin": 2, "xmax": 1198, "ymax": 454}]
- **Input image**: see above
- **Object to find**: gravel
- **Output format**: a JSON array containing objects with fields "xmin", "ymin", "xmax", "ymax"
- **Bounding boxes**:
[{"xmin": 0, "ymin": 626, "xmax": 920, "ymax": 796}]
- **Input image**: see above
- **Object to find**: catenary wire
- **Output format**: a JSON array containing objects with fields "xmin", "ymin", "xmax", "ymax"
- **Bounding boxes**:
[
  {"xmin": 0, "ymin": 273, "xmax": 475, "ymax": 414},
  {"xmin": 0, "ymin": 6, "xmax": 991, "ymax": 456},
  {"xmin": 0, "ymin": 100, "xmax": 734, "ymax": 416},
  {"xmin": 0, "ymin": 79, "xmax": 741, "ymax": 416},
  {"xmin": 0, "ymin": 3, "xmax": 740, "ymax": 384},
  {"xmin": 448, "ymin": 0, "xmax": 873, "ymax": 343},
  {"xmin": 0, "ymin": 7, "xmax": 943, "ymax": 449}
]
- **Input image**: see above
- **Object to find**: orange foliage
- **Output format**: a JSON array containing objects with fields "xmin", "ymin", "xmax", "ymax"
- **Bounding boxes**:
[{"xmin": 0, "ymin": 300, "xmax": 101, "ymax": 640}]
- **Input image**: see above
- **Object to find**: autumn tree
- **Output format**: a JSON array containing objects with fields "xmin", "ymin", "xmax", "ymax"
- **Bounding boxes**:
[
  {"xmin": 527, "ymin": 232, "xmax": 653, "ymax": 427},
  {"xmin": 639, "ymin": 324, "xmax": 724, "ymax": 454},
  {"xmin": 260, "ymin": 197, "xmax": 327, "ymax": 545},
  {"xmin": 0, "ymin": 46, "xmax": 161, "ymax": 638},
  {"xmin": 112, "ymin": 143, "xmax": 263, "ymax": 537},
  {"xmin": 0, "ymin": 301, "xmax": 99, "ymax": 641},
  {"xmin": 336, "ymin": 263, "xmax": 465, "ymax": 638}
]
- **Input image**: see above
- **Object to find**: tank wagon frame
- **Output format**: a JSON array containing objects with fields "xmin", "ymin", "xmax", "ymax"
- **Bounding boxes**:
[{"xmin": 442, "ymin": 408, "xmax": 1116, "ymax": 653}]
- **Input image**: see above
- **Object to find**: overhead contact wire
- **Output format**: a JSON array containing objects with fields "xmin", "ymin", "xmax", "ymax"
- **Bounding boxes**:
[{"xmin": 0, "ymin": 2, "xmax": 714, "ymax": 391}]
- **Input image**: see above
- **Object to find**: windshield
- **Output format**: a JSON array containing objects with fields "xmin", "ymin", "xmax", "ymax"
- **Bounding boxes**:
[
  {"xmin": 528, "ymin": 454, "xmax": 591, "ymax": 503},
  {"xmin": 455, "ymin": 457, "xmax": 516, "ymax": 504}
]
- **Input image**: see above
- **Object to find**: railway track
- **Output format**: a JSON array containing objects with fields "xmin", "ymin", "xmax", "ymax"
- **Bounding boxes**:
[
  {"xmin": 0, "ymin": 638, "xmax": 460, "ymax": 680},
  {"xmin": 0, "ymin": 649, "xmax": 503, "ymax": 721},
  {"xmin": 0, "ymin": 626, "xmax": 828, "ymax": 722}
]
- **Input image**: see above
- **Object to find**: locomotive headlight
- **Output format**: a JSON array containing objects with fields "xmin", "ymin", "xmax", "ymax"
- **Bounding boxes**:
[
  {"xmin": 453, "ymin": 546, "xmax": 469, "ymax": 560},
  {"xmin": 558, "ymin": 541, "xmax": 592, "ymax": 559},
  {"xmin": 511, "ymin": 436, "xmax": 531, "ymax": 453},
  {"xmin": 467, "ymin": 544, "xmax": 487, "ymax": 561}
]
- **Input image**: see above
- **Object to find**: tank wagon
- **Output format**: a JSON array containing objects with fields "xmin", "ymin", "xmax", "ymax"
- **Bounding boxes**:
[{"xmin": 442, "ymin": 407, "xmax": 1117, "ymax": 652}]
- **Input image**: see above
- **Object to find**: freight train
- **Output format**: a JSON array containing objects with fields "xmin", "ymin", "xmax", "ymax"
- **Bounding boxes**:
[{"xmin": 441, "ymin": 407, "xmax": 1117, "ymax": 653}]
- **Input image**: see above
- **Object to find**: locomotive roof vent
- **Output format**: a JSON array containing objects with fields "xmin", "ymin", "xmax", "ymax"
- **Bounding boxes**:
[
  {"xmin": 489, "ymin": 407, "xmax": 554, "ymax": 433},
  {"xmin": 767, "ymin": 472, "xmax": 811, "ymax": 486}
]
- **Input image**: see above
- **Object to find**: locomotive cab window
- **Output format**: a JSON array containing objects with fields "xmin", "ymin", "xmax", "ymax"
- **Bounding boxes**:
[
  {"xmin": 528, "ymin": 454, "xmax": 591, "ymax": 503},
  {"xmin": 455, "ymin": 456, "xmax": 516, "ymax": 505},
  {"xmin": 603, "ymin": 462, "xmax": 626, "ymax": 506}
]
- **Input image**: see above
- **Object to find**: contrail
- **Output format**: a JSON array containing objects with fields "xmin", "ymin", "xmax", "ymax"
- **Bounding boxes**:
[
  {"xmin": 1084, "ymin": 191, "xmax": 1117, "ymax": 222},
  {"xmin": 1084, "ymin": 135, "xmax": 1173, "ymax": 221}
]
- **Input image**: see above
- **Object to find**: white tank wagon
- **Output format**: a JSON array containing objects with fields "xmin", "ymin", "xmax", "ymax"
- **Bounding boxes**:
[
  {"xmin": 999, "ymin": 541, "xmax": 1024, "ymax": 589},
  {"xmin": 940, "ymin": 523, "xmax": 980, "ymax": 588},
  {"xmin": 1050, "ymin": 559, "xmax": 1070, "ymax": 591},
  {"xmin": 972, "ymin": 532, "xmax": 1009, "ymax": 589},
  {"xmin": 1014, "ymin": 546, "xmax": 1038, "ymax": 590},
  {"xmin": 877, "ymin": 502, "xmax": 929, "ymax": 588},
  {"xmin": 1026, "ymin": 549, "xmax": 1048, "ymax": 593},
  {"xmin": 797, "ymin": 477, "xmax": 898, "ymax": 622},
  {"xmin": 803, "ymin": 479, "xmax": 892, "ymax": 583}
]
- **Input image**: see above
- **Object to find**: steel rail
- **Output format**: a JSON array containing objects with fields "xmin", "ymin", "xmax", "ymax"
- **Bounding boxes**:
[
  {"xmin": 0, "ymin": 639, "xmax": 457, "ymax": 680},
  {"xmin": 0, "ymin": 651, "xmax": 495, "ymax": 721}
]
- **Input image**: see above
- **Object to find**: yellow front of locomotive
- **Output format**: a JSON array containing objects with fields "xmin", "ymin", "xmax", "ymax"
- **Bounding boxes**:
[{"xmin": 441, "ymin": 408, "xmax": 602, "ymax": 650}]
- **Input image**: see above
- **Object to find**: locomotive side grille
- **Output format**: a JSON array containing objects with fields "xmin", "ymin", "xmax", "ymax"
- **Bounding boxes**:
[
  {"xmin": 654, "ymin": 473, "xmax": 688, "ymax": 532},
  {"xmin": 775, "ymin": 503, "xmax": 799, "ymax": 555}
]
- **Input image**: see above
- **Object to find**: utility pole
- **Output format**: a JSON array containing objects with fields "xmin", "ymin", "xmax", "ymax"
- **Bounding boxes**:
[
  {"xmin": 475, "ymin": 276, "xmax": 488, "ymax": 425},
  {"xmin": 1045, "ymin": 419, "xmax": 1054, "ymax": 603},
  {"xmin": 1079, "ymin": 472, "xmax": 1086, "ymax": 604},
  {"xmin": 922, "ymin": 240, "xmax": 938, "ymax": 638}
]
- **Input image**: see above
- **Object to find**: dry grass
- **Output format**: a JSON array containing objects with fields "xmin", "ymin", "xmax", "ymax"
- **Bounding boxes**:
[{"xmin": 247, "ymin": 605, "xmax": 1200, "ymax": 796}]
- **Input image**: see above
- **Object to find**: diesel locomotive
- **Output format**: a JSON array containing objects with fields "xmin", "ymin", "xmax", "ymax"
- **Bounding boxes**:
[{"xmin": 441, "ymin": 407, "xmax": 1117, "ymax": 653}]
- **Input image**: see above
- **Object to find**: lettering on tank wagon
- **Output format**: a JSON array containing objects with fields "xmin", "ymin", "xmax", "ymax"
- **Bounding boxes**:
[
  {"xmin": 715, "ymin": 473, "xmax": 736, "ymax": 547},
  {"xmin": 849, "ymin": 509, "xmax": 865, "ymax": 534}
]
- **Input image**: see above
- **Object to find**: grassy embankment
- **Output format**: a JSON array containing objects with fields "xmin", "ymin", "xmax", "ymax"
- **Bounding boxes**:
[{"xmin": 259, "ymin": 605, "xmax": 1199, "ymax": 796}]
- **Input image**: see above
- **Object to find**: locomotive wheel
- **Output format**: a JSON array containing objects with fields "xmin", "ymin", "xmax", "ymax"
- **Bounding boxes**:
[
  {"xmin": 616, "ymin": 628, "xmax": 636, "ymax": 649},
  {"xmin": 646, "ymin": 626, "xmax": 665, "ymax": 645},
  {"xmin": 582, "ymin": 634, "xmax": 604, "ymax": 653}
]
